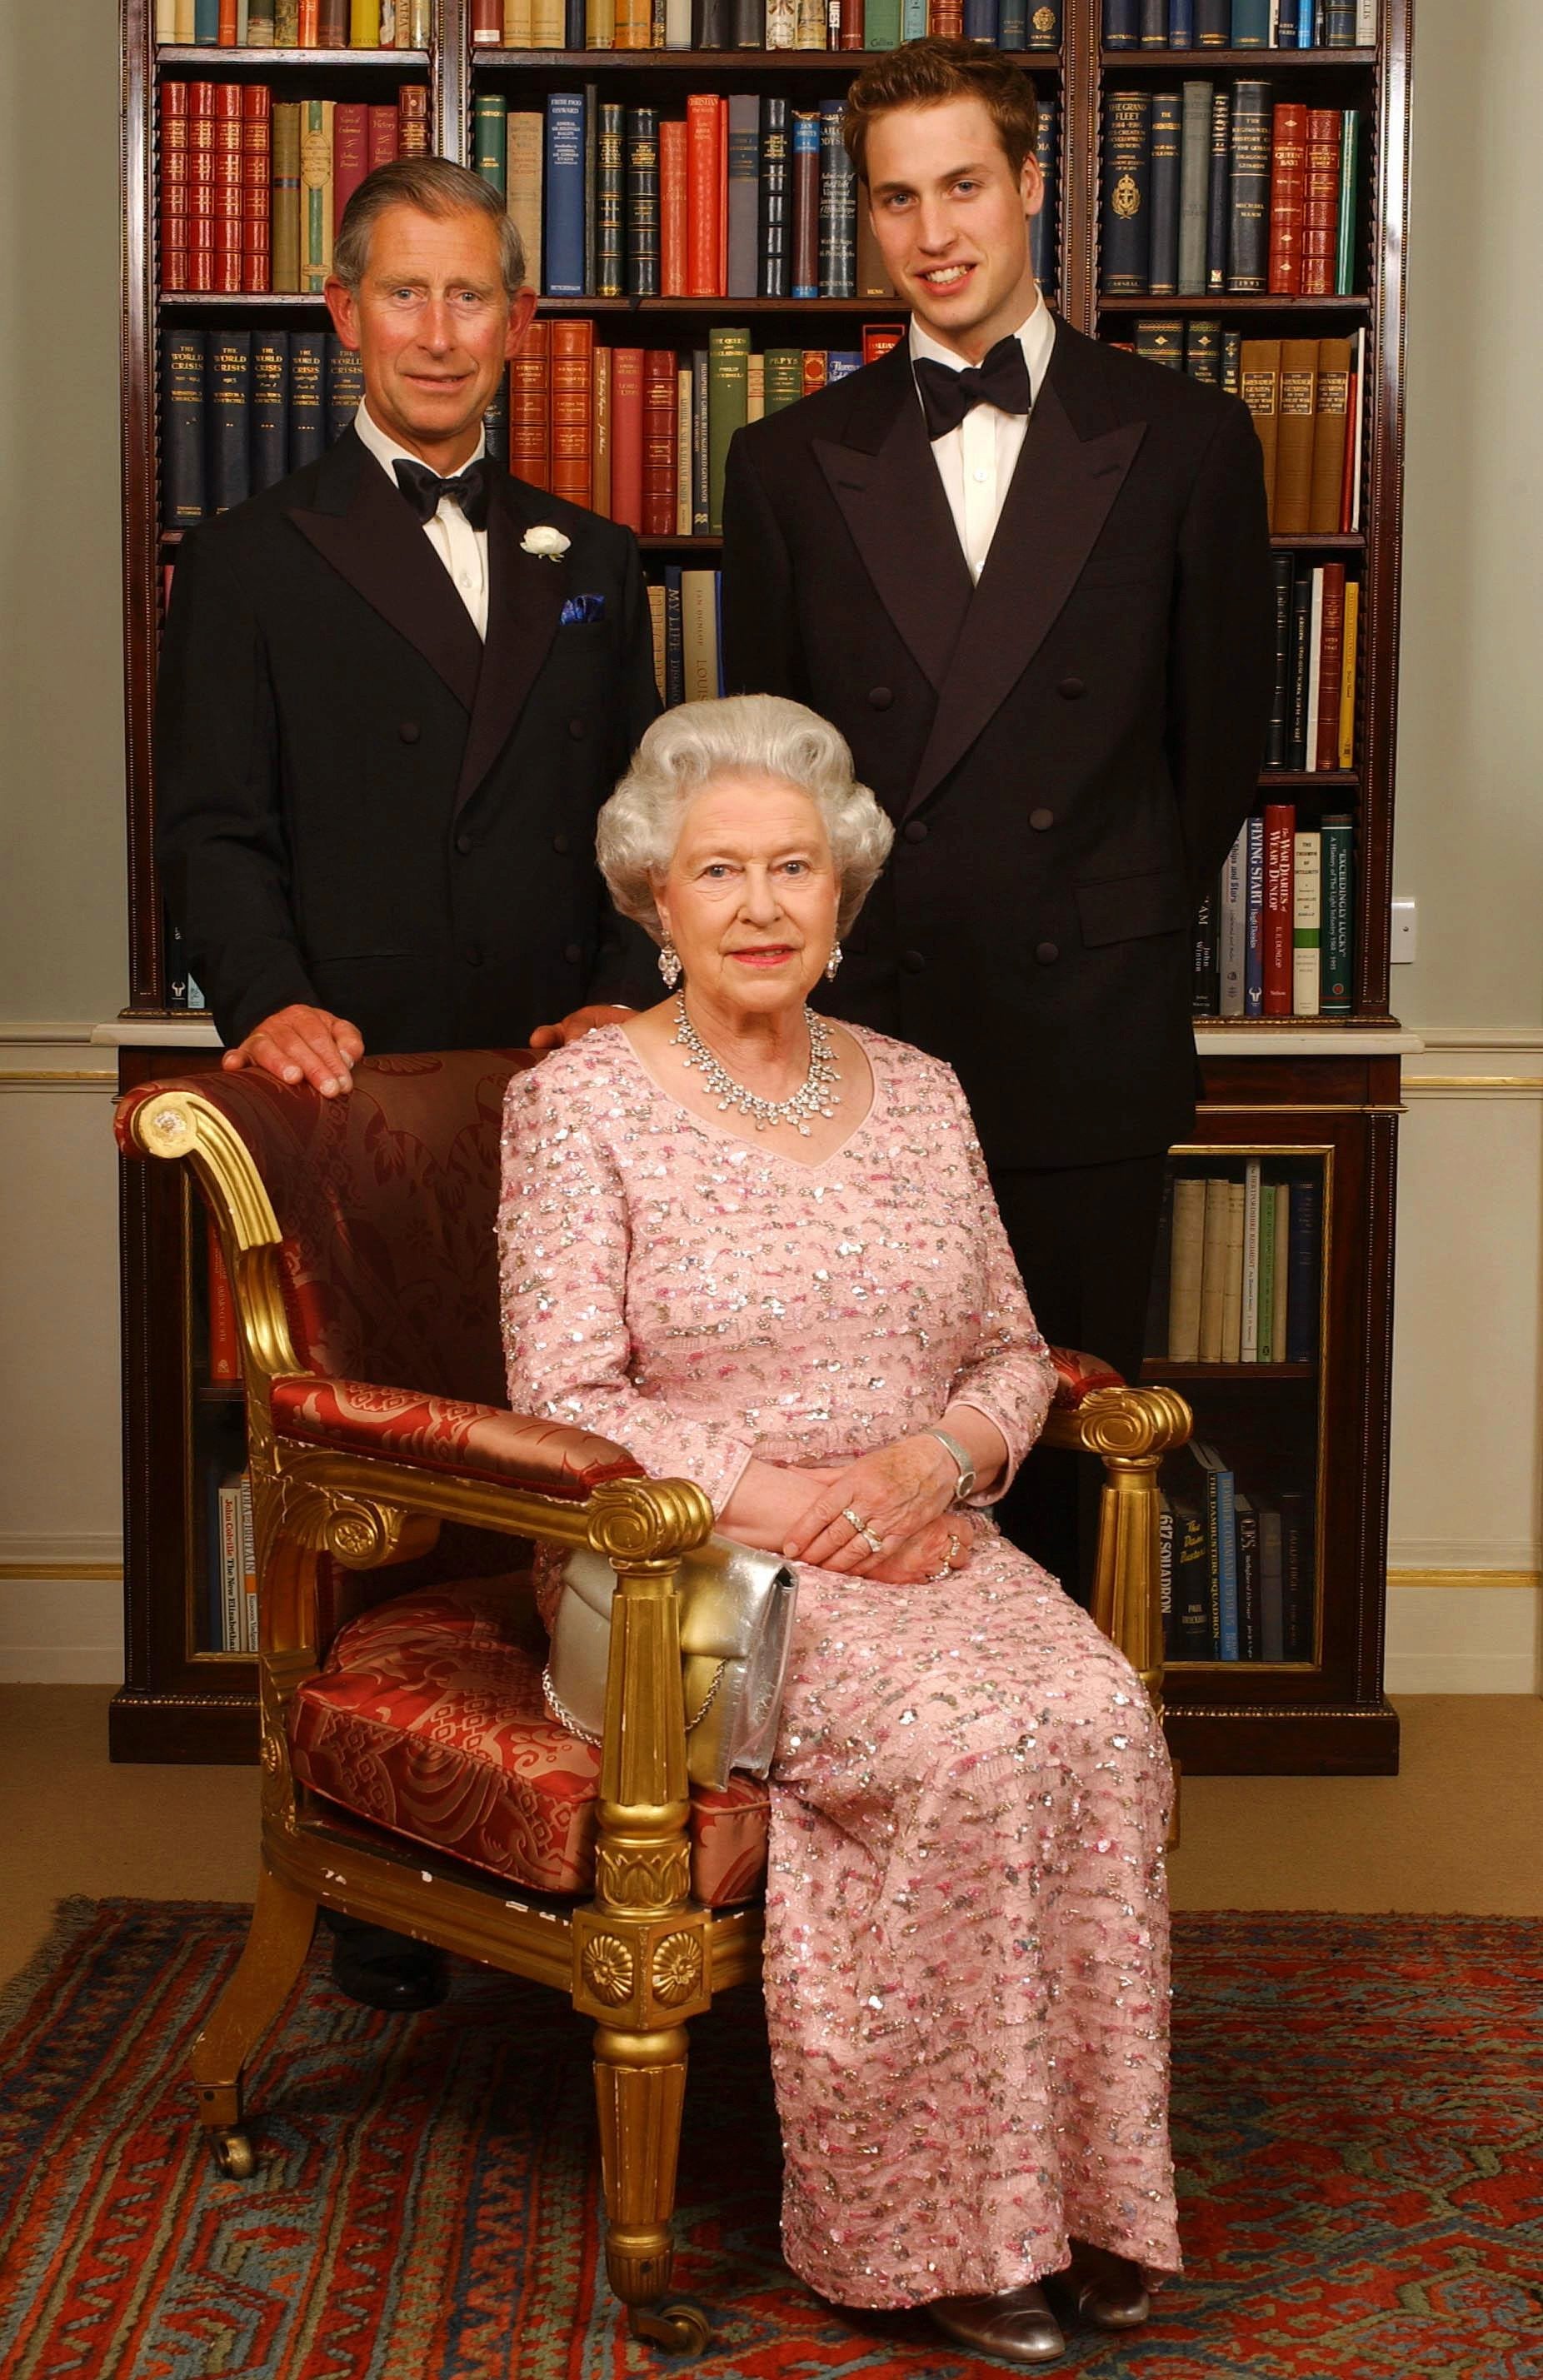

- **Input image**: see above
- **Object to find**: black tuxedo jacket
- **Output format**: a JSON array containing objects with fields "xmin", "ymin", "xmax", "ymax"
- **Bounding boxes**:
[
  {"xmin": 157, "ymin": 428, "xmax": 660, "ymax": 1052},
  {"xmin": 722, "ymin": 322, "xmax": 1274, "ymax": 1170}
]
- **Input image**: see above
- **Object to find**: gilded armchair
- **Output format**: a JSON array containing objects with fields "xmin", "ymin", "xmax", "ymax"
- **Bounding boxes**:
[{"xmin": 115, "ymin": 1050, "xmax": 1190, "ymax": 2357}]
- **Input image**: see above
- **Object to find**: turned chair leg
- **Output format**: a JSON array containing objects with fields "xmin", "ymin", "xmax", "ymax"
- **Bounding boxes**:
[
  {"xmin": 191, "ymin": 1861, "xmax": 317, "ymax": 2175},
  {"xmin": 592, "ymin": 2021, "xmax": 712, "ymax": 2357}
]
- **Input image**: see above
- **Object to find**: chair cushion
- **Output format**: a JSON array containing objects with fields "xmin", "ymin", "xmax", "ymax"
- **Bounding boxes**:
[{"xmin": 288, "ymin": 1583, "xmax": 769, "ymax": 1908}]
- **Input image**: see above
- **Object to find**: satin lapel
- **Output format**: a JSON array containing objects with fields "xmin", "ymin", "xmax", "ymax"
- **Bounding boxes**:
[
  {"xmin": 812, "ymin": 359, "xmax": 974, "ymax": 696},
  {"xmin": 906, "ymin": 378, "xmax": 1146, "ymax": 817},
  {"xmin": 287, "ymin": 435, "xmax": 482, "ymax": 714},
  {"xmin": 455, "ymin": 481, "xmax": 565, "ymax": 812}
]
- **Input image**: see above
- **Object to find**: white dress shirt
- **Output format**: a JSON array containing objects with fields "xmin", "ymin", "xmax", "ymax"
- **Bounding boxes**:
[
  {"xmin": 353, "ymin": 401, "xmax": 490, "ymax": 641},
  {"xmin": 909, "ymin": 300, "xmax": 1057, "ymax": 583}
]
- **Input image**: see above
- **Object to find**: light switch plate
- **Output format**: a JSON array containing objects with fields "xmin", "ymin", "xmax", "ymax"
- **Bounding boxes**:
[{"xmin": 1391, "ymin": 898, "xmax": 1416, "ymax": 963}]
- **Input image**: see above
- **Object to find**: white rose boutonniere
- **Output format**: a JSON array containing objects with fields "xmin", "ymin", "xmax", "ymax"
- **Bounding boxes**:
[{"xmin": 521, "ymin": 524, "xmax": 572, "ymax": 562}]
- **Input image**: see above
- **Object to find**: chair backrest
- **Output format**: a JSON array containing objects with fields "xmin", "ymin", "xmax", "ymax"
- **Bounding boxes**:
[{"xmin": 128, "ymin": 1051, "xmax": 535, "ymax": 1406}]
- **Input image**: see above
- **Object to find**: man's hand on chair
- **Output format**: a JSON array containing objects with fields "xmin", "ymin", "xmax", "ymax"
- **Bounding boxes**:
[
  {"xmin": 222, "ymin": 1004, "xmax": 364, "ymax": 1097},
  {"xmin": 528, "ymin": 1004, "xmax": 634, "ymax": 1052}
]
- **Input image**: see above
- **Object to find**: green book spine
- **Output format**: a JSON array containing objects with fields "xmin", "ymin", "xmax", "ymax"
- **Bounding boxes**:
[
  {"xmin": 474, "ymin": 93, "xmax": 507, "ymax": 197},
  {"xmin": 1320, "ymin": 814, "xmax": 1355, "ymax": 1015},
  {"xmin": 1256, "ymin": 1177, "xmax": 1276, "ymax": 1363},
  {"xmin": 299, "ymin": 101, "xmax": 333, "ymax": 296},
  {"xmin": 864, "ymin": 0, "xmax": 901, "ymax": 46},
  {"xmin": 1184, "ymin": 317, "xmax": 1221, "ymax": 383},
  {"xmin": 1135, "ymin": 317, "xmax": 1184, "ymax": 370},
  {"xmin": 707, "ymin": 326, "xmax": 750, "ymax": 536},
  {"xmin": 1221, "ymin": 326, "xmax": 1241, "ymax": 396},
  {"xmin": 271, "ymin": 102, "xmax": 301, "ymax": 294},
  {"xmin": 1336, "ymin": 109, "xmax": 1361, "ymax": 296},
  {"xmin": 762, "ymin": 347, "xmax": 802, "ymax": 414}
]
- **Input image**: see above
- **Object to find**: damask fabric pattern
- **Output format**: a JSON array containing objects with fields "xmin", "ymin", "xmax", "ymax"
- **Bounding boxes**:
[
  {"xmin": 289, "ymin": 1584, "xmax": 770, "ymax": 1908},
  {"xmin": 497, "ymin": 1027, "xmax": 1179, "ymax": 2308},
  {"xmin": 272, "ymin": 1377, "xmax": 641, "ymax": 1500}
]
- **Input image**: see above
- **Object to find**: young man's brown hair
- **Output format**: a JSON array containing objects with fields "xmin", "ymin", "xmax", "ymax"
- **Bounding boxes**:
[{"xmin": 841, "ymin": 36, "xmax": 1041, "ymax": 186}]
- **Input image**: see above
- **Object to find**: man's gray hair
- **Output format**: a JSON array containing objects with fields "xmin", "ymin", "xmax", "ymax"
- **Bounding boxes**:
[
  {"xmin": 333, "ymin": 155, "xmax": 526, "ymax": 297},
  {"xmin": 597, "ymin": 694, "xmax": 895, "ymax": 941}
]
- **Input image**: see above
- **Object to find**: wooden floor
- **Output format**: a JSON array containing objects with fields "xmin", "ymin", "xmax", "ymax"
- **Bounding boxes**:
[{"xmin": 4, "ymin": 1688, "xmax": 1542, "ymax": 1986}]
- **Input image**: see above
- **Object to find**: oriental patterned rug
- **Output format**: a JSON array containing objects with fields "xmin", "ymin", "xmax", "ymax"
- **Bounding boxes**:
[{"xmin": 0, "ymin": 1901, "xmax": 1539, "ymax": 2380}]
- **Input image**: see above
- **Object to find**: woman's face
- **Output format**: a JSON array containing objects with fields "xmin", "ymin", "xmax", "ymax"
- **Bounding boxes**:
[{"xmin": 654, "ymin": 776, "xmax": 841, "ymax": 1022}]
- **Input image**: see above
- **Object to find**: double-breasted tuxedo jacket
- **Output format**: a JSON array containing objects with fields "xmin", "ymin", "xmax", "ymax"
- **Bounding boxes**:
[
  {"xmin": 157, "ymin": 427, "xmax": 660, "ymax": 1053},
  {"xmin": 722, "ymin": 321, "xmax": 1275, "ymax": 1173}
]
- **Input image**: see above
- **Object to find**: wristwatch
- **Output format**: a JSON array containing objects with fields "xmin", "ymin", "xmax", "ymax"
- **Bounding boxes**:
[{"xmin": 924, "ymin": 1425, "xmax": 976, "ymax": 1507}]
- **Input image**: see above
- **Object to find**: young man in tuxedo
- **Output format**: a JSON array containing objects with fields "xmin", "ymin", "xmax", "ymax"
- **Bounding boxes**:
[
  {"xmin": 722, "ymin": 38, "xmax": 1274, "ymax": 1600},
  {"xmin": 157, "ymin": 158, "xmax": 657, "ymax": 2008}
]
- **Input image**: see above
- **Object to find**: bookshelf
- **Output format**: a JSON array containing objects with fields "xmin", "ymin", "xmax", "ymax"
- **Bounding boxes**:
[{"xmin": 112, "ymin": 0, "xmax": 1412, "ymax": 1772}]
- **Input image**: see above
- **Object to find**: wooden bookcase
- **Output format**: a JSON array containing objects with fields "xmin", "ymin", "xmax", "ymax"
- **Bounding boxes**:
[{"xmin": 112, "ymin": 0, "xmax": 1412, "ymax": 1771}]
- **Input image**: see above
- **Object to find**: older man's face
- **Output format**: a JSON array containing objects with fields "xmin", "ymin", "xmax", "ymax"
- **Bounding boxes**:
[{"xmin": 325, "ymin": 202, "xmax": 534, "ymax": 472}]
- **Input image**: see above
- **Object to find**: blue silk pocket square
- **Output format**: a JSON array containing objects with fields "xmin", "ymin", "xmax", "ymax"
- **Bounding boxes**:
[{"xmin": 559, "ymin": 592, "xmax": 606, "ymax": 626}]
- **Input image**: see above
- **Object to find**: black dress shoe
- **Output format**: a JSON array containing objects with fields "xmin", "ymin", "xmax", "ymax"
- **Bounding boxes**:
[
  {"xmin": 930, "ymin": 2284, "xmax": 1066, "ymax": 2367},
  {"xmin": 329, "ymin": 1927, "xmax": 447, "ymax": 2012},
  {"xmin": 1046, "ymin": 2242, "xmax": 1151, "ymax": 2333}
]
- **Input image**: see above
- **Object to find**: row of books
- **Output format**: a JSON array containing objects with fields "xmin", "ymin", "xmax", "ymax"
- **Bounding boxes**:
[
  {"xmin": 1125, "ymin": 323, "xmax": 1361, "ymax": 536},
  {"xmin": 1152, "ymin": 1162, "xmax": 1319, "ymax": 1364},
  {"xmin": 474, "ymin": 88, "xmax": 1056, "ymax": 302},
  {"xmin": 1105, "ymin": 0, "xmax": 1372, "ymax": 46},
  {"xmin": 1101, "ymin": 82, "xmax": 1361, "ymax": 298},
  {"xmin": 162, "ymin": 328, "xmax": 367, "ymax": 520},
  {"xmin": 1194, "ymin": 809, "xmax": 1353, "ymax": 1019},
  {"xmin": 159, "ymin": 82, "xmax": 429, "ymax": 294},
  {"xmin": 648, "ymin": 566, "xmax": 727, "ymax": 705},
  {"xmin": 203, "ymin": 1471, "xmax": 259, "ymax": 1653},
  {"xmin": 157, "ymin": 0, "xmax": 430, "ymax": 37},
  {"xmin": 1266, "ymin": 554, "xmax": 1356, "ymax": 770},
  {"xmin": 1161, "ymin": 1470, "xmax": 1313, "ymax": 1664},
  {"xmin": 472, "ymin": 1, "xmax": 1061, "ymax": 49}
]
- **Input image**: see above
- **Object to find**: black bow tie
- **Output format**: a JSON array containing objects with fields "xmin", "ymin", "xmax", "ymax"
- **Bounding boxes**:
[
  {"xmin": 392, "ymin": 455, "xmax": 492, "ymax": 531},
  {"xmin": 912, "ymin": 335, "xmax": 1033, "ymax": 442}
]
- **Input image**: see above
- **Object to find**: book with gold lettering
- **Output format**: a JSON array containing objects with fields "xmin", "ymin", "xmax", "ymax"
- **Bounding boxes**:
[{"xmin": 298, "ymin": 99, "xmax": 335, "ymax": 292}]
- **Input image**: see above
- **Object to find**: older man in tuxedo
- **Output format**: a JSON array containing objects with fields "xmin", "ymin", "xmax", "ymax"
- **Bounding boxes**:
[
  {"xmin": 157, "ymin": 157, "xmax": 657, "ymax": 2006},
  {"xmin": 723, "ymin": 37, "xmax": 1274, "ymax": 1605}
]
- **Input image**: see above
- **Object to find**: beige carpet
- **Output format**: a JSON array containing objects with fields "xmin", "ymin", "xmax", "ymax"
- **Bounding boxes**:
[{"xmin": 4, "ymin": 1687, "xmax": 1541, "ymax": 1986}]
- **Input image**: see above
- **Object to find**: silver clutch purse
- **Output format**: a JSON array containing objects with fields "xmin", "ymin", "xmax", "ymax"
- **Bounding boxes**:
[{"xmin": 546, "ymin": 1536, "xmax": 799, "ymax": 1791}]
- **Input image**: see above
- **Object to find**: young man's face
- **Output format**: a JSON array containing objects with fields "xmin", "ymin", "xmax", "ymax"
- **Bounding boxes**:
[
  {"xmin": 326, "ymin": 202, "xmax": 534, "ymax": 470},
  {"xmin": 863, "ymin": 96, "xmax": 1043, "ymax": 363}
]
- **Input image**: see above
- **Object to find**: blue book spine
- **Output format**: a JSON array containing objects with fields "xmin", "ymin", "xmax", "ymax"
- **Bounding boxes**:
[
  {"xmin": 544, "ymin": 95, "xmax": 587, "ymax": 300},
  {"xmin": 566, "ymin": 0, "xmax": 586, "ymax": 42},
  {"xmin": 1300, "ymin": 0, "xmax": 1316, "ymax": 42},
  {"xmin": 827, "ymin": 350, "xmax": 862, "ymax": 381},
  {"xmin": 195, "ymin": 0, "xmax": 220, "ymax": 36},
  {"xmin": 1212, "ymin": 1459, "xmax": 1239, "ymax": 1660},
  {"xmin": 1104, "ymin": 0, "xmax": 1139, "ymax": 42},
  {"xmin": 1276, "ymin": 0, "xmax": 1299, "ymax": 42},
  {"xmin": 1245, "ymin": 815, "xmax": 1265, "ymax": 1016},
  {"xmin": 964, "ymin": 0, "xmax": 1000, "ymax": 38},
  {"xmin": 1230, "ymin": 0, "xmax": 1270, "ymax": 41},
  {"xmin": 1000, "ymin": 0, "xmax": 1027, "ymax": 48},
  {"xmin": 902, "ymin": 0, "xmax": 927, "ymax": 30},
  {"xmin": 1169, "ymin": 0, "xmax": 1195, "ymax": 41},
  {"xmin": 791, "ymin": 112, "xmax": 820, "ymax": 299},
  {"xmin": 1286, "ymin": 1181, "xmax": 1319, "ymax": 1362},
  {"xmin": 1030, "ymin": 94, "xmax": 1057, "ymax": 291}
]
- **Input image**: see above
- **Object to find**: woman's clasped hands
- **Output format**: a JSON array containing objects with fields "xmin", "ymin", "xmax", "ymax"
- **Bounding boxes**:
[{"xmin": 783, "ymin": 1435, "xmax": 976, "ymax": 1585}]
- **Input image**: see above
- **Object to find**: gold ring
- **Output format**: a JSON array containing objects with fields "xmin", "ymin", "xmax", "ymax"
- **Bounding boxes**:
[{"xmin": 841, "ymin": 1506, "xmax": 883, "ymax": 1555}]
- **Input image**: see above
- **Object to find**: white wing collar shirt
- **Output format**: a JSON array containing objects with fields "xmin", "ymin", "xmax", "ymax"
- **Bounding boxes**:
[
  {"xmin": 909, "ymin": 297, "xmax": 1057, "ymax": 583},
  {"xmin": 353, "ymin": 399, "xmax": 490, "ymax": 640}
]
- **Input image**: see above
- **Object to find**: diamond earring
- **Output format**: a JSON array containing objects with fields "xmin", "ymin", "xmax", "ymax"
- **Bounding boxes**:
[
  {"xmin": 825, "ymin": 942, "xmax": 843, "ymax": 981},
  {"xmin": 658, "ymin": 941, "xmax": 682, "ymax": 988}
]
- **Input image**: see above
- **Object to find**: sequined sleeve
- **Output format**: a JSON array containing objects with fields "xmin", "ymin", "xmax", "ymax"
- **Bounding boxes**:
[
  {"xmin": 497, "ymin": 1060, "xmax": 757, "ymax": 1517},
  {"xmin": 941, "ymin": 1074, "xmax": 1056, "ymax": 1505}
]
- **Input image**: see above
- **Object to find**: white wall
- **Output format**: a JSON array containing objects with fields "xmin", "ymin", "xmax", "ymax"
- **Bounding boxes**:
[{"xmin": 0, "ymin": 0, "xmax": 1539, "ymax": 1686}]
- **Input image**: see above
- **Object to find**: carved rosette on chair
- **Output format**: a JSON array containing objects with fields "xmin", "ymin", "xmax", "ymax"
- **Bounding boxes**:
[{"xmin": 114, "ymin": 1058, "xmax": 1187, "ymax": 2363}]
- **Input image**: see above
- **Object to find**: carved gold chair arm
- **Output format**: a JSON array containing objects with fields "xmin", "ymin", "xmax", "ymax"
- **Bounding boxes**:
[{"xmin": 1039, "ymin": 1378, "xmax": 1192, "ymax": 1714}]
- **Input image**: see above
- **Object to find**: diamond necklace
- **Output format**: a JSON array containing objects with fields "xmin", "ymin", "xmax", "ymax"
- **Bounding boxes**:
[{"xmin": 671, "ymin": 995, "xmax": 841, "ymax": 1137}]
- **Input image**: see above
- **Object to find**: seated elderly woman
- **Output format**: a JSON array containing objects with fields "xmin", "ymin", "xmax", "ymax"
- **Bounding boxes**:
[{"xmin": 497, "ymin": 693, "xmax": 1176, "ymax": 2368}]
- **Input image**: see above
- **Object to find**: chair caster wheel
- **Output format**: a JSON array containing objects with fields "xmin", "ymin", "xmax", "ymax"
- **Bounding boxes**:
[
  {"xmin": 210, "ymin": 2128, "xmax": 256, "ymax": 2179},
  {"xmin": 631, "ymin": 2295, "xmax": 713, "ymax": 2357}
]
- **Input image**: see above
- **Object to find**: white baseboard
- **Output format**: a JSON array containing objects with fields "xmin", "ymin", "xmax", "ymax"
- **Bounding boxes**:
[
  {"xmin": 0, "ymin": 1579, "xmax": 122, "ymax": 1685},
  {"xmin": 1385, "ymin": 1583, "xmax": 1541, "ymax": 1695}
]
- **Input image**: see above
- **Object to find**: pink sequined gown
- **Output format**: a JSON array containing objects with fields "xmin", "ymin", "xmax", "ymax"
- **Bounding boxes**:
[{"xmin": 497, "ymin": 1025, "xmax": 1179, "ymax": 2310}]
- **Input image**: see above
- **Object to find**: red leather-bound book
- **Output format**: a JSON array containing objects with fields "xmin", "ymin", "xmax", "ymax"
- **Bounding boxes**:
[
  {"xmin": 160, "ymin": 82, "xmax": 189, "ymax": 292},
  {"xmin": 207, "ymin": 1225, "xmax": 240, "ymax": 1385},
  {"xmin": 862, "ymin": 322, "xmax": 903, "ymax": 365},
  {"xmin": 1266, "ymin": 102, "xmax": 1306, "ymax": 297},
  {"xmin": 212, "ymin": 82, "xmax": 244, "ymax": 296},
  {"xmin": 660, "ymin": 117, "xmax": 687, "ymax": 297},
  {"xmin": 219, "ymin": 0, "xmax": 239, "ymax": 42},
  {"xmin": 297, "ymin": 1, "xmax": 320, "ymax": 42},
  {"xmin": 471, "ymin": 0, "xmax": 503, "ymax": 38},
  {"xmin": 801, "ymin": 349, "xmax": 826, "ymax": 399},
  {"xmin": 187, "ymin": 82, "xmax": 217, "ymax": 292},
  {"xmin": 398, "ymin": 84, "xmax": 428, "ymax": 156},
  {"xmin": 686, "ymin": 94, "xmax": 722, "ymax": 299},
  {"xmin": 642, "ymin": 348, "xmax": 677, "ymax": 535},
  {"xmin": 319, "ymin": 0, "xmax": 350, "ymax": 40},
  {"xmin": 1314, "ymin": 565, "xmax": 1346, "ymax": 773},
  {"xmin": 551, "ymin": 319, "xmax": 595, "ymax": 512},
  {"xmin": 367, "ymin": 102, "xmax": 398, "ymax": 168},
  {"xmin": 332, "ymin": 102, "xmax": 370, "ymax": 237},
  {"xmin": 511, "ymin": 321, "xmax": 551, "ymax": 490},
  {"xmin": 240, "ymin": 85, "xmax": 272, "ymax": 294},
  {"xmin": 1301, "ymin": 108, "xmax": 1342, "ymax": 298},
  {"xmin": 1262, "ymin": 803, "xmax": 1296, "ymax": 1015},
  {"xmin": 839, "ymin": 0, "xmax": 864, "ymax": 46},
  {"xmin": 931, "ymin": 0, "xmax": 963, "ymax": 31},
  {"xmin": 610, "ymin": 346, "xmax": 645, "ymax": 533}
]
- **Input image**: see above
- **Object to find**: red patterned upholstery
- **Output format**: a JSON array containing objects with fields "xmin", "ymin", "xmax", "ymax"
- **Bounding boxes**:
[
  {"xmin": 272, "ymin": 1378, "xmax": 642, "ymax": 1501},
  {"xmin": 117, "ymin": 1052, "xmax": 533, "ymax": 1405},
  {"xmin": 1050, "ymin": 1346, "xmax": 1126, "ymax": 1406},
  {"xmin": 289, "ymin": 1584, "xmax": 770, "ymax": 1908}
]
